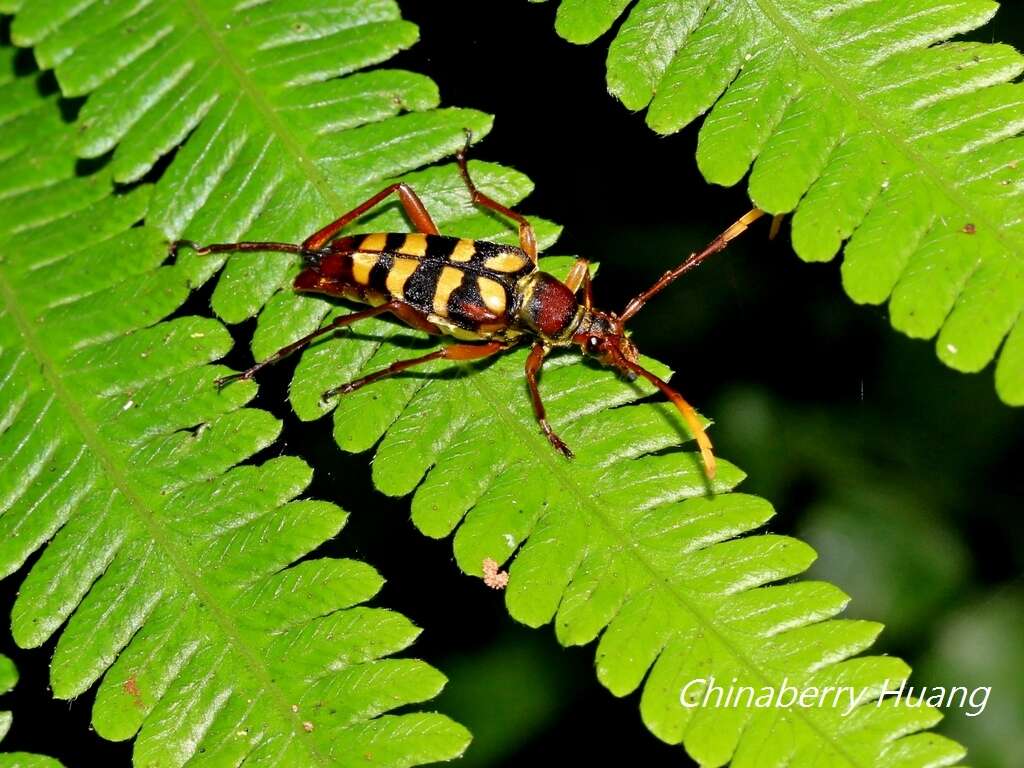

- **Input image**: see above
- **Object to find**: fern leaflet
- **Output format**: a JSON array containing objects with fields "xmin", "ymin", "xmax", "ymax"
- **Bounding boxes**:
[
  {"xmin": 0, "ymin": 41, "xmax": 468, "ymax": 768},
  {"xmin": 542, "ymin": 0, "xmax": 1024, "ymax": 405}
]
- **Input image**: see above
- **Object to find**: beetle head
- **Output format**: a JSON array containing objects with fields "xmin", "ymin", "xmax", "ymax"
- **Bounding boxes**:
[{"xmin": 573, "ymin": 309, "xmax": 638, "ymax": 370}]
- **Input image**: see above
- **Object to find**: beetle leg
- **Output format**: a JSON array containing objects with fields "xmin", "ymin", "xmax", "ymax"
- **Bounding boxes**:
[
  {"xmin": 214, "ymin": 302, "xmax": 404, "ymax": 389},
  {"xmin": 303, "ymin": 183, "xmax": 440, "ymax": 250},
  {"xmin": 524, "ymin": 342, "xmax": 573, "ymax": 458},
  {"xmin": 457, "ymin": 131, "xmax": 538, "ymax": 264},
  {"xmin": 385, "ymin": 301, "xmax": 443, "ymax": 335},
  {"xmin": 322, "ymin": 340, "xmax": 507, "ymax": 400},
  {"xmin": 172, "ymin": 185, "xmax": 436, "ymax": 260},
  {"xmin": 169, "ymin": 239, "xmax": 308, "ymax": 259},
  {"xmin": 564, "ymin": 257, "xmax": 593, "ymax": 309},
  {"xmin": 172, "ymin": 184, "xmax": 439, "ymax": 259}
]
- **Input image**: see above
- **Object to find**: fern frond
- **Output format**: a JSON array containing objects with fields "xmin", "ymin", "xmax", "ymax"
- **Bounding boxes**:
[
  {"xmin": 544, "ymin": 0, "xmax": 1024, "ymax": 405},
  {"xmin": 9, "ymin": 0, "xmax": 557, "ymax": 344},
  {"xmin": 0, "ymin": 48, "xmax": 468, "ymax": 767},
  {"xmin": 0, "ymin": 654, "xmax": 63, "ymax": 767},
  {"xmin": 284, "ymin": 257, "xmax": 964, "ymax": 767}
]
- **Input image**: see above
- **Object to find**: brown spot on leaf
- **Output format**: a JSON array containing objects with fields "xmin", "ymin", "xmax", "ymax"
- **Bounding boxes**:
[
  {"xmin": 962, "ymin": 223, "xmax": 976, "ymax": 234},
  {"xmin": 123, "ymin": 674, "xmax": 144, "ymax": 709}
]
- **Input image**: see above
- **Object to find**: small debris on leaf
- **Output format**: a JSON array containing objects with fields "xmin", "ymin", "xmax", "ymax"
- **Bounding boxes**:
[{"xmin": 482, "ymin": 558, "xmax": 509, "ymax": 590}]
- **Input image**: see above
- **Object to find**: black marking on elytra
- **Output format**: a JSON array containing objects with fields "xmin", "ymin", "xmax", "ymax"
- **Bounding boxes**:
[
  {"xmin": 405, "ymin": 259, "xmax": 447, "ymax": 309},
  {"xmin": 368, "ymin": 252, "xmax": 394, "ymax": 294},
  {"xmin": 425, "ymin": 234, "xmax": 461, "ymax": 261},
  {"xmin": 447, "ymin": 271, "xmax": 486, "ymax": 326},
  {"xmin": 384, "ymin": 232, "xmax": 408, "ymax": 253}
]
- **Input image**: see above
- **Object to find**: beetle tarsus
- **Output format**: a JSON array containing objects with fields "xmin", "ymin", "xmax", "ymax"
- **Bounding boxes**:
[
  {"xmin": 214, "ymin": 372, "xmax": 249, "ymax": 390},
  {"xmin": 321, "ymin": 380, "xmax": 361, "ymax": 402},
  {"xmin": 546, "ymin": 430, "xmax": 574, "ymax": 459},
  {"xmin": 168, "ymin": 239, "xmax": 215, "ymax": 260},
  {"xmin": 168, "ymin": 239, "xmax": 197, "ymax": 259},
  {"xmin": 458, "ymin": 128, "xmax": 473, "ymax": 161}
]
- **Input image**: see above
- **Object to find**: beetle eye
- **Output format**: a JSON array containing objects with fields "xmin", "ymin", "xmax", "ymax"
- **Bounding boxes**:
[{"xmin": 586, "ymin": 336, "xmax": 601, "ymax": 352}]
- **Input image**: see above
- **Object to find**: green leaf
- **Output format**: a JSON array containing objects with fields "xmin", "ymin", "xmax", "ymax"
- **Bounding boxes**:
[
  {"xmin": 0, "ymin": 756, "xmax": 64, "ymax": 768},
  {"xmin": 7, "ymin": 0, "xmax": 560, "ymax": 399},
  {"xmin": 554, "ymin": 0, "xmax": 632, "ymax": 44},
  {"xmin": 544, "ymin": 0, "xmax": 1024, "ymax": 406},
  {"xmin": 0, "ymin": 42, "xmax": 468, "ymax": 768}
]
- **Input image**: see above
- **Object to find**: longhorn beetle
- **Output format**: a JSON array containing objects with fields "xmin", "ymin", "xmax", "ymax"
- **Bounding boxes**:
[{"xmin": 173, "ymin": 136, "xmax": 765, "ymax": 479}]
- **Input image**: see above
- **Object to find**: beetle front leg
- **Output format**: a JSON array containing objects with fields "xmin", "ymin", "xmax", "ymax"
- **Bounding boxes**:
[
  {"xmin": 564, "ymin": 257, "xmax": 593, "ymax": 309},
  {"xmin": 524, "ymin": 342, "xmax": 573, "ymax": 458}
]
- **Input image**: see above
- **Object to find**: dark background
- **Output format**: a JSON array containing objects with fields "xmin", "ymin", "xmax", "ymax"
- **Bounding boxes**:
[{"xmin": 2, "ymin": 2, "xmax": 1022, "ymax": 766}]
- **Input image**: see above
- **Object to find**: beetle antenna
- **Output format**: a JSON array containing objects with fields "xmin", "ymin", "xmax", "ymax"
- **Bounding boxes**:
[
  {"xmin": 619, "ymin": 357, "xmax": 716, "ymax": 480},
  {"xmin": 620, "ymin": 208, "xmax": 766, "ymax": 323}
]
